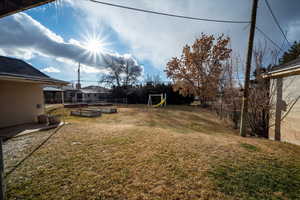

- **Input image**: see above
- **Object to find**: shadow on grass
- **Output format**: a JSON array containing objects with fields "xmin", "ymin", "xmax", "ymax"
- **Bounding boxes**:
[{"xmin": 209, "ymin": 158, "xmax": 300, "ymax": 199}]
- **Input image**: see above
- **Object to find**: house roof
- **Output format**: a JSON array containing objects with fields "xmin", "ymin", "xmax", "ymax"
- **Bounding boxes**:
[
  {"xmin": 80, "ymin": 89, "xmax": 101, "ymax": 94},
  {"xmin": 264, "ymin": 57, "xmax": 300, "ymax": 78},
  {"xmin": 43, "ymin": 86, "xmax": 63, "ymax": 92},
  {"xmin": 0, "ymin": 56, "xmax": 68, "ymax": 85},
  {"xmin": 44, "ymin": 85, "xmax": 111, "ymax": 93},
  {"xmin": 82, "ymin": 86, "xmax": 111, "ymax": 93},
  {"xmin": 0, "ymin": 0, "xmax": 55, "ymax": 18},
  {"xmin": 62, "ymin": 85, "xmax": 79, "ymax": 91}
]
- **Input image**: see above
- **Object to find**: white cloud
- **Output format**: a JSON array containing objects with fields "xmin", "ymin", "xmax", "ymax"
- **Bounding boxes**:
[
  {"xmin": 0, "ymin": 47, "xmax": 35, "ymax": 60},
  {"xmin": 67, "ymin": 0, "xmax": 300, "ymax": 70},
  {"xmin": 15, "ymin": 14, "xmax": 64, "ymax": 43},
  {"xmin": 68, "ymin": 38, "xmax": 82, "ymax": 47},
  {"xmin": 1, "ymin": 0, "xmax": 298, "ymax": 83},
  {"xmin": 0, "ymin": 12, "xmax": 142, "ymax": 73},
  {"xmin": 42, "ymin": 66, "xmax": 61, "ymax": 73},
  {"xmin": 68, "ymin": 0, "xmax": 253, "ymax": 69},
  {"xmin": 81, "ymin": 65, "xmax": 110, "ymax": 74}
]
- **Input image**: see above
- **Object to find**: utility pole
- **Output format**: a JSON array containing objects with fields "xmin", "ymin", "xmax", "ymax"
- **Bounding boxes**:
[
  {"xmin": 240, "ymin": 0, "xmax": 259, "ymax": 137},
  {"xmin": 76, "ymin": 63, "xmax": 81, "ymax": 89}
]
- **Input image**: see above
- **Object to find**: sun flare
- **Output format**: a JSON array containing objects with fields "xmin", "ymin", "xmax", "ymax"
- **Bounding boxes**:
[
  {"xmin": 80, "ymin": 31, "xmax": 111, "ymax": 63},
  {"xmin": 85, "ymin": 38, "xmax": 103, "ymax": 54}
]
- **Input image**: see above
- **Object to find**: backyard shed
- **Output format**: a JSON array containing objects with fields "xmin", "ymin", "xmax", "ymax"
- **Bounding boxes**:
[
  {"xmin": 264, "ymin": 57, "xmax": 300, "ymax": 145},
  {"xmin": 0, "ymin": 56, "xmax": 68, "ymax": 128}
]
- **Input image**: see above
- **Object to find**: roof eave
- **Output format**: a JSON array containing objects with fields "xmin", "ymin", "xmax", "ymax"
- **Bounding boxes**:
[
  {"xmin": 0, "ymin": 0, "xmax": 55, "ymax": 18},
  {"xmin": 0, "ymin": 75, "xmax": 69, "ymax": 86},
  {"xmin": 263, "ymin": 67, "xmax": 300, "ymax": 79}
]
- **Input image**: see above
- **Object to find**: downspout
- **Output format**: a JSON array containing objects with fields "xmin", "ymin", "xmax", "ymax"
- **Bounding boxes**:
[
  {"xmin": 275, "ymin": 78, "xmax": 283, "ymax": 141},
  {"xmin": 61, "ymin": 85, "xmax": 66, "ymax": 124}
]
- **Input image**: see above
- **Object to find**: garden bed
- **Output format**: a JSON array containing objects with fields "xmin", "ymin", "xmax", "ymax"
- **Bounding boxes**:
[
  {"xmin": 70, "ymin": 109, "xmax": 101, "ymax": 117},
  {"xmin": 88, "ymin": 102, "xmax": 113, "ymax": 106},
  {"xmin": 86, "ymin": 107, "xmax": 117, "ymax": 114},
  {"xmin": 64, "ymin": 103, "xmax": 88, "ymax": 108}
]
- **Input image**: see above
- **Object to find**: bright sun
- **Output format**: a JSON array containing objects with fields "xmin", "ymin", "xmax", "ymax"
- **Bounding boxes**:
[
  {"xmin": 80, "ymin": 31, "xmax": 111, "ymax": 63},
  {"xmin": 85, "ymin": 39, "xmax": 103, "ymax": 54}
]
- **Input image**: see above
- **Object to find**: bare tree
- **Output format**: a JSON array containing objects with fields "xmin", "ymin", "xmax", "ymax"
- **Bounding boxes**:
[
  {"xmin": 118, "ymin": 58, "xmax": 143, "ymax": 87},
  {"xmin": 217, "ymin": 55, "xmax": 242, "ymax": 128},
  {"xmin": 145, "ymin": 74, "xmax": 162, "ymax": 86},
  {"xmin": 99, "ymin": 54, "xmax": 142, "ymax": 88}
]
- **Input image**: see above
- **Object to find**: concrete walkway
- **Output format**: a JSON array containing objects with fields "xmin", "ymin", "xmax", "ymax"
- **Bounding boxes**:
[{"xmin": 0, "ymin": 122, "xmax": 63, "ymax": 140}]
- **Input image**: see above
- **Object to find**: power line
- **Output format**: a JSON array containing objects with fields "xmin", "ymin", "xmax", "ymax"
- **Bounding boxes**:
[
  {"xmin": 88, "ymin": 0, "xmax": 250, "ymax": 24},
  {"xmin": 255, "ymin": 26, "xmax": 284, "ymax": 52},
  {"xmin": 87, "ymin": 0, "xmax": 285, "ymax": 52},
  {"xmin": 71, "ymin": 80, "xmax": 100, "ymax": 82},
  {"xmin": 264, "ymin": 0, "xmax": 292, "ymax": 47}
]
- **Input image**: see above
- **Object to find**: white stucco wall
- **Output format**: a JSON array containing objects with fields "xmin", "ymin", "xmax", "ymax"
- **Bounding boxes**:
[
  {"xmin": 0, "ymin": 80, "xmax": 45, "ymax": 128},
  {"xmin": 269, "ymin": 75, "xmax": 300, "ymax": 145}
]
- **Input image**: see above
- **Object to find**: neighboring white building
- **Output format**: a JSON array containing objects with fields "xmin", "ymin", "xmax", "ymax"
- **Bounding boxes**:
[
  {"xmin": 265, "ymin": 58, "xmax": 300, "ymax": 145},
  {"xmin": 80, "ymin": 86, "xmax": 111, "ymax": 103},
  {"xmin": 0, "ymin": 56, "xmax": 68, "ymax": 128},
  {"xmin": 44, "ymin": 85, "xmax": 111, "ymax": 103}
]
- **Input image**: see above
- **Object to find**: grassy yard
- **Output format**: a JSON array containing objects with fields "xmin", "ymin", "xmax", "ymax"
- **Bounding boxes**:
[{"xmin": 5, "ymin": 105, "xmax": 300, "ymax": 200}]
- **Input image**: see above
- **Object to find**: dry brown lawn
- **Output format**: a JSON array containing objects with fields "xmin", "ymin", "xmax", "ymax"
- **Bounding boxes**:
[{"xmin": 5, "ymin": 105, "xmax": 300, "ymax": 200}]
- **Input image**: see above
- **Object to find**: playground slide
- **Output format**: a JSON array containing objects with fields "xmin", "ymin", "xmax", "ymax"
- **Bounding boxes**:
[{"xmin": 153, "ymin": 98, "xmax": 166, "ymax": 108}]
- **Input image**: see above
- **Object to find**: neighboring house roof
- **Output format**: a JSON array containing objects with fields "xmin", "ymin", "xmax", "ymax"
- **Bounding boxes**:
[
  {"xmin": 264, "ymin": 57, "xmax": 300, "ymax": 78},
  {"xmin": 82, "ymin": 85, "xmax": 111, "ymax": 93},
  {"xmin": 44, "ymin": 85, "xmax": 111, "ymax": 94},
  {"xmin": 62, "ymin": 85, "xmax": 78, "ymax": 91},
  {"xmin": 80, "ymin": 89, "xmax": 100, "ymax": 94},
  {"xmin": 0, "ymin": 56, "xmax": 68, "ymax": 85},
  {"xmin": 43, "ymin": 87, "xmax": 63, "ymax": 92},
  {"xmin": 0, "ymin": 0, "xmax": 54, "ymax": 18}
]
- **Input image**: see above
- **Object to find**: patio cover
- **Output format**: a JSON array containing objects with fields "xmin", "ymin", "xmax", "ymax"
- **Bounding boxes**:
[{"xmin": 0, "ymin": 0, "xmax": 55, "ymax": 18}]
